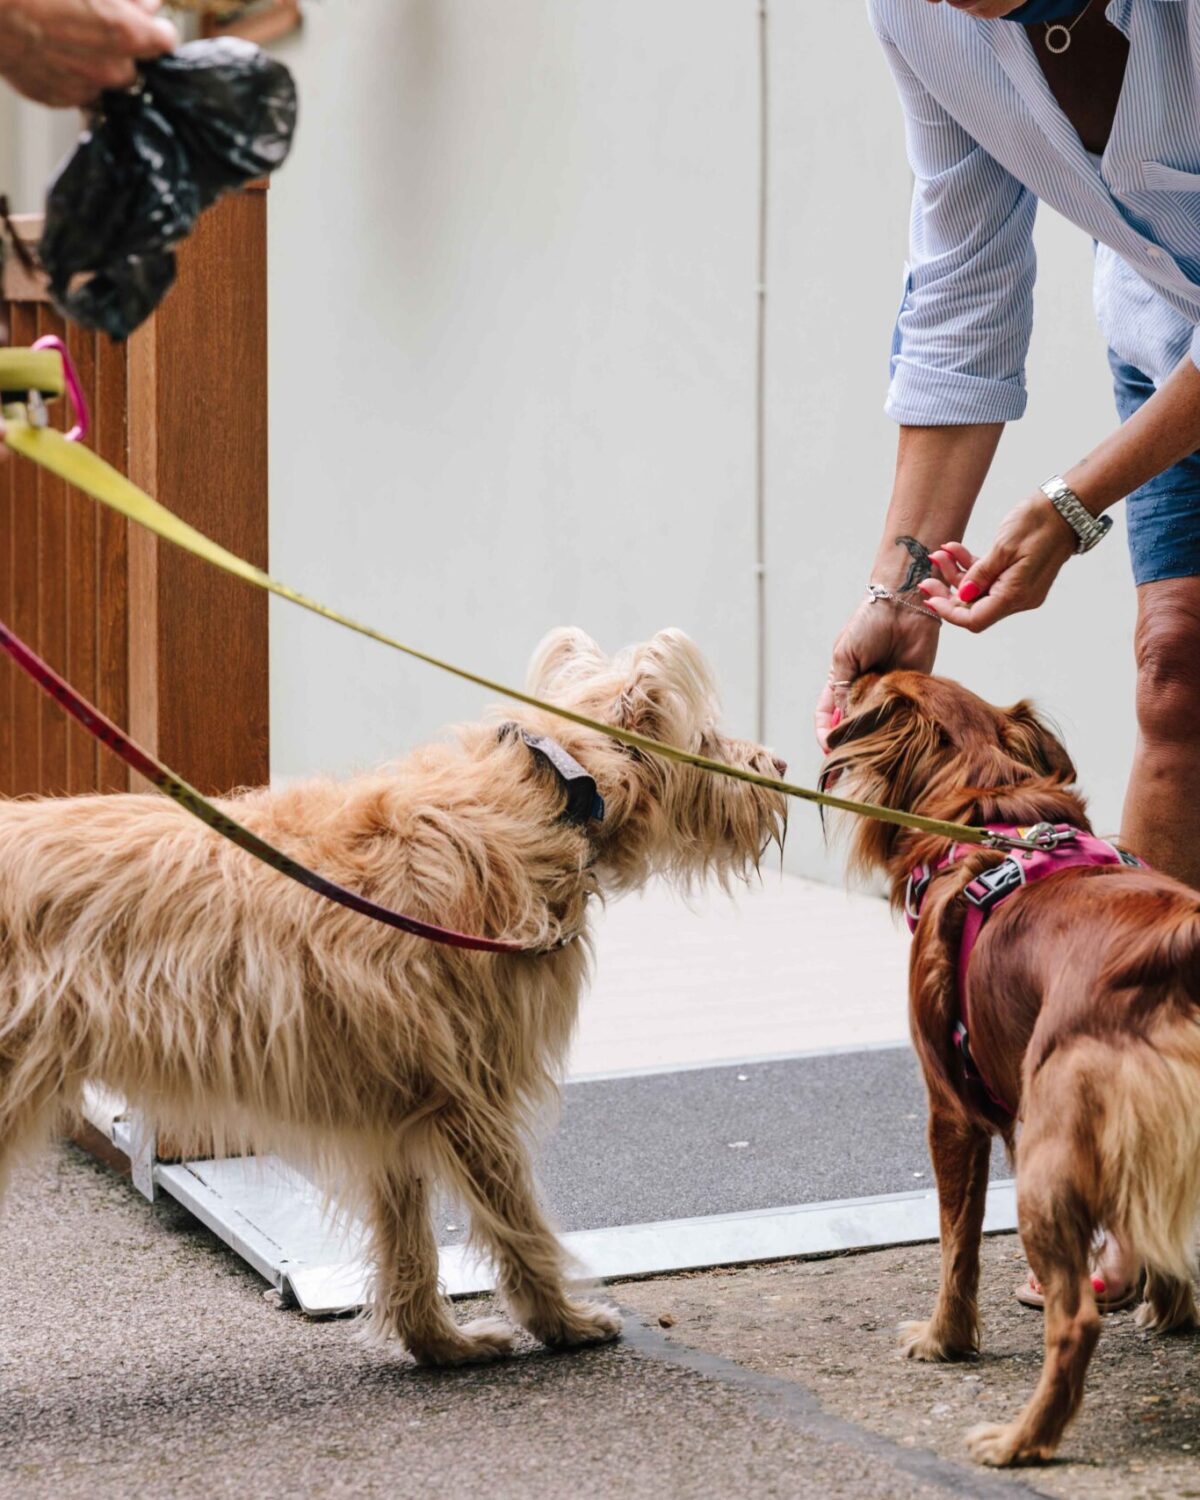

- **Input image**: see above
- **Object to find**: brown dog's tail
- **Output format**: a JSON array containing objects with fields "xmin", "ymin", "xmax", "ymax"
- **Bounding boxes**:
[{"xmin": 1100, "ymin": 894, "xmax": 1200, "ymax": 1008}]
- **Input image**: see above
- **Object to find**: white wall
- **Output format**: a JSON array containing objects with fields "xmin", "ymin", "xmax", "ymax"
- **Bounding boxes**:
[
  {"xmin": 267, "ymin": 0, "xmax": 761, "ymax": 789},
  {"xmin": 2, "ymin": 97, "xmax": 76, "ymax": 212},
  {"xmin": 267, "ymin": 0, "xmax": 1134, "ymax": 881}
]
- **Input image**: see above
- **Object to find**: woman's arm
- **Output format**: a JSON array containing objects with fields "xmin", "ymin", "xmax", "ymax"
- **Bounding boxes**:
[
  {"xmin": 920, "ymin": 355, "xmax": 1200, "ymax": 630},
  {"xmin": 816, "ymin": 9, "xmax": 1033, "ymax": 746},
  {"xmin": 816, "ymin": 423, "xmax": 1001, "ymax": 745}
]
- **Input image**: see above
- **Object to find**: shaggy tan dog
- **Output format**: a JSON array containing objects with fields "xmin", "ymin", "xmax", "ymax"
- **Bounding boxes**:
[{"xmin": 0, "ymin": 627, "xmax": 785, "ymax": 1365}]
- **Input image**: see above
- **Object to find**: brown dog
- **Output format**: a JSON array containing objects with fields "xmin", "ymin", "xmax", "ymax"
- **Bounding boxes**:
[
  {"xmin": 0, "ymin": 627, "xmax": 785, "ymax": 1366},
  {"xmin": 824, "ymin": 670, "xmax": 1200, "ymax": 1467}
]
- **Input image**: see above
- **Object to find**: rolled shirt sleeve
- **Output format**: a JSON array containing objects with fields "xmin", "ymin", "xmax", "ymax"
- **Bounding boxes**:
[{"xmin": 872, "ymin": 13, "xmax": 1038, "ymax": 426}]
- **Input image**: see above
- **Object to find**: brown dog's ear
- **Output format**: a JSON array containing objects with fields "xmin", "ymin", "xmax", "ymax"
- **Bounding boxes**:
[
  {"xmin": 1001, "ymin": 701, "xmax": 1076, "ymax": 784},
  {"xmin": 819, "ymin": 682, "xmax": 947, "ymax": 876},
  {"xmin": 824, "ymin": 692, "xmax": 900, "ymax": 755}
]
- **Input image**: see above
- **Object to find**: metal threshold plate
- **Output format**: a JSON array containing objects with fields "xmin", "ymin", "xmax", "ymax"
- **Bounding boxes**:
[
  {"xmin": 153, "ymin": 1154, "xmax": 1016, "ymax": 1317},
  {"xmin": 83, "ymin": 1049, "xmax": 1015, "ymax": 1317}
]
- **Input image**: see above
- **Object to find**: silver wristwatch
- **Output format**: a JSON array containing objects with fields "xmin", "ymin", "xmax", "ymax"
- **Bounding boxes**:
[{"xmin": 1039, "ymin": 475, "xmax": 1112, "ymax": 554}]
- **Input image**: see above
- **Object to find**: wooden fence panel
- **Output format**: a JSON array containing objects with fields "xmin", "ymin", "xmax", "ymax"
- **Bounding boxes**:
[{"xmin": 1, "ymin": 187, "xmax": 269, "ymax": 802}]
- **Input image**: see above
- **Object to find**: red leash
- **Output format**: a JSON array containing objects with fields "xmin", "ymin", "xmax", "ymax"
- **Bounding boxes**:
[{"xmin": 0, "ymin": 618, "xmax": 534, "ymax": 955}]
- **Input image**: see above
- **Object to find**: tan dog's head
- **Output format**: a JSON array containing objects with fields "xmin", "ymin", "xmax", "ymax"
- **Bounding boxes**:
[
  {"xmin": 526, "ymin": 627, "xmax": 787, "ymax": 892},
  {"xmin": 820, "ymin": 670, "xmax": 1080, "ymax": 883}
]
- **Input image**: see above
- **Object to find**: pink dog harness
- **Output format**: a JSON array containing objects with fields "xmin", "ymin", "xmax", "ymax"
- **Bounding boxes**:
[{"xmin": 905, "ymin": 823, "xmax": 1144, "ymax": 1114}]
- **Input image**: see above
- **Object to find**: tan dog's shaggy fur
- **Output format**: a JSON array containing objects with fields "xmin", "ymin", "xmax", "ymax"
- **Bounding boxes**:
[{"xmin": 0, "ymin": 627, "xmax": 785, "ymax": 1365}]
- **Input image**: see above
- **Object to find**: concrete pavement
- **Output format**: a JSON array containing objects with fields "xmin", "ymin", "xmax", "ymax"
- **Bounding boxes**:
[{"xmin": 4, "ymin": 1144, "xmax": 1200, "ymax": 1500}]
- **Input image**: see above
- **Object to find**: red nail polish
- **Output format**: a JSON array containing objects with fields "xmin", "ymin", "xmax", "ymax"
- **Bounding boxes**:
[
  {"xmin": 1091, "ymin": 1275, "xmax": 1106, "ymax": 1295},
  {"xmin": 830, "ymin": 708, "xmax": 842, "ymax": 730},
  {"xmin": 958, "ymin": 580, "xmax": 982, "ymax": 605}
]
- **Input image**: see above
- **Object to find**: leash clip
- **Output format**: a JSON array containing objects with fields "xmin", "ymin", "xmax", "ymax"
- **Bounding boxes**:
[
  {"xmin": 983, "ymin": 822, "xmax": 1075, "ymax": 854},
  {"xmin": 30, "ymin": 334, "xmax": 89, "ymax": 442}
]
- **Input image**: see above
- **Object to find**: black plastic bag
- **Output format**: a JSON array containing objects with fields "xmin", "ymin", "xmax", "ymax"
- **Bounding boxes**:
[{"xmin": 39, "ymin": 38, "xmax": 297, "ymax": 340}]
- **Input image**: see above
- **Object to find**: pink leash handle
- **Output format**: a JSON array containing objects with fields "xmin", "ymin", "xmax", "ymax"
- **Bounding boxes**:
[{"xmin": 30, "ymin": 334, "xmax": 89, "ymax": 442}]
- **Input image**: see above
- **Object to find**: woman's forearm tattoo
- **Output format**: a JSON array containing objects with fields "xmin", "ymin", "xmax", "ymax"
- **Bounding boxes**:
[{"xmin": 894, "ymin": 535, "xmax": 934, "ymax": 593}]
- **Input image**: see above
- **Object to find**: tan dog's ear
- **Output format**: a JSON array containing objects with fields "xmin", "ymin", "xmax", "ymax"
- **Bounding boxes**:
[
  {"xmin": 614, "ymin": 629, "xmax": 719, "ymax": 744},
  {"xmin": 526, "ymin": 628, "xmax": 606, "ymax": 696},
  {"xmin": 1001, "ymin": 701, "xmax": 1076, "ymax": 784}
]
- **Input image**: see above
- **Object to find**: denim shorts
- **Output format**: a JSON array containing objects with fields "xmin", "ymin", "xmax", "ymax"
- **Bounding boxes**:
[{"xmin": 1109, "ymin": 350, "xmax": 1200, "ymax": 585}]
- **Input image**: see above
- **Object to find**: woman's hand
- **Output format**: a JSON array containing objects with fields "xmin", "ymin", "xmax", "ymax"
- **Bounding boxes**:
[
  {"xmin": 815, "ymin": 594, "xmax": 940, "ymax": 750},
  {"xmin": 815, "ymin": 421, "xmax": 1002, "ymax": 750},
  {"xmin": 916, "ymin": 494, "xmax": 1076, "ymax": 630},
  {"xmin": 0, "ymin": 0, "xmax": 176, "ymax": 108}
]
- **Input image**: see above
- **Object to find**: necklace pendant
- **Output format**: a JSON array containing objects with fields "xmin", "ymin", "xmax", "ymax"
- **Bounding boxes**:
[{"xmin": 1044, "ymin": 22, "xmax": 1072, "ymax": 54}]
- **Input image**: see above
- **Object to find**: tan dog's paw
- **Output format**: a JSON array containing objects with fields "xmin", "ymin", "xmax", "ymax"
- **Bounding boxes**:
[
  {"xmin": 899, "ymin": 1318, "xmax": 976, "ymax": 1362},
  {"xmin": 1134, "ymin": 1302, "xmax": 1200, "ymax": 1338},
  {"xmin": 1134, "ymin": 1292, "xmax": 1200, "ymax": 1335},
  {"xmin": 409, "ymin": 1316, "xmax": 516, "ymax": 1367},
  {"xmin": 965, "ymin": 1421, "xmax": 1051, "ymax": 1467},
  {"xmin": 537, "ymin": 1299, "xmax": 623, "ymax": 1350}
]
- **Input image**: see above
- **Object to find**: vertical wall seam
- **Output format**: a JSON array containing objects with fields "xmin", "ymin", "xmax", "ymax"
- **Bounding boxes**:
[{"xmin": 754, "ymin": 0, "xmax": 769, "ymax": 745}]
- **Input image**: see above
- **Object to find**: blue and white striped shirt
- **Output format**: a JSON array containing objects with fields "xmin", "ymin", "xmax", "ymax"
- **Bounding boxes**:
[{"xmin": 869, "ymin": 0, "xmax": 1200, "ymax": 425}]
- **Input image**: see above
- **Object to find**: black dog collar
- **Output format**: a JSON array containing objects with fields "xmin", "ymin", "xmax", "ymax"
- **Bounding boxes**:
[{"xmin": 499, "ymin": 723, "xmax": 605, "ymax": 826}]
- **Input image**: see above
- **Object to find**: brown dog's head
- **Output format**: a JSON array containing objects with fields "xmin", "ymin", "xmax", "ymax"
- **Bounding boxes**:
[
  {"xmin": 821, "ymin": 671, "xmax": 1081, "ymax": 883},
  {"xmin": 525, "ymin": 627, "xmax": 788, "ymax": 892}
]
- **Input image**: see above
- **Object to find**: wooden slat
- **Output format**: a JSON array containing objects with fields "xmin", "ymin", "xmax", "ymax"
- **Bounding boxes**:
[
  {"xmin": 0, "ymin": 320, "xmax": 13, "ymax": 796},
  {"xmin": 94, "ymin": 334, "xmax": 129, "ymax": 793},
  {"xmin": 126, "ymin": 316, "xmax": 158, "ymax": 784},
  {"xmin": 145, "ymin": 190, "xmax": 269, "ymax": 793},
  {"xmin": 34, "ymin": 304, "xmax": 69, "ymax": 796},
  {"xmin": 64, "ymin": 319, "xmax": 99, "ymax": 793},
  {"xmin": 10, "ymin": 302, "xmax": 40, "ymax": 792}
]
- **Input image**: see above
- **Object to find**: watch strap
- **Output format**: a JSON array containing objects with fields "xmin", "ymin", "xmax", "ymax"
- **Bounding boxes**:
[{"xmin": 1039, "ymin": 475, "xmax": 1112, "ymax": 554}]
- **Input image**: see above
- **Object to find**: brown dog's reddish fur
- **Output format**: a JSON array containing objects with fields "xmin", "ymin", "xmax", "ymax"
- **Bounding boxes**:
[{"xmin": 824, "ymin": 671, "xmax": 1200, "ymax": 1467}]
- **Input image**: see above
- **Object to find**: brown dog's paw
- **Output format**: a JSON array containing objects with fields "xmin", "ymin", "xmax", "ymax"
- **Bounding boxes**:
[
  {"xmin": 899, "ymin": 1318, "xmax": 977, "ymax": 1362},
  {"xmin": 409, "ymin": 1316, "xmax": 516, "ymax": 1367},
  {"xmin": 537, "ymin": 1299, "xmax": 623, "ymax": 1350},
  {"xmin": 965, "ymin": 1421, "xmax": 1053, "ymax": 1468}
]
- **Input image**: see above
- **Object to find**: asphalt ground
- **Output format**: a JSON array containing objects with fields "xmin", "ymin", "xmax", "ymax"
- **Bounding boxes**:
[
  {"xmin": 5, "ymin": 1142, "xmax": 1200, "ymax": 1499},
  {"xmin": 434, "ymin": 1047, "xmax": 1009, "ymax": 1245}
]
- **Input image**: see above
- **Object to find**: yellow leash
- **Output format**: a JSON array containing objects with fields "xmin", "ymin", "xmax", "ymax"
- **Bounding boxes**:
[{"xmin": 0, "ymin": 349, "xmax": 1001, "ymax": 851}]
